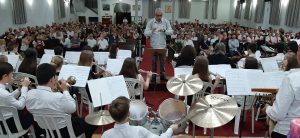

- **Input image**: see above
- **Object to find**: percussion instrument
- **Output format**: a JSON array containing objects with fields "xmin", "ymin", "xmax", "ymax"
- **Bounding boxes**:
[
  {"xmin": 167, "ymin": 74, "xmax": 203, "ymax": 96},
  {"xmin": 129, "ymin": 100, "xmax": 148, "ymax": 126},
  {"xmin": 84, "ymin": 110, "xmax": 114, "ymax": 126},
  {"xmin": 158, "ymin": 98, "xmax": 187, "ymax": 134},
  {"xmin": 188, "ymin": 94, "xmax": 239, "ymax": 128},
  {"xmin": 173, "ymin": 134, "xmax": 193, "ymax": 138}
]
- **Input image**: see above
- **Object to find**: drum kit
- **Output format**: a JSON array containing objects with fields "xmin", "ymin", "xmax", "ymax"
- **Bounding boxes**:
[{"xmin": 85, "ymin": 74, "xmax": 239, "ymax": 137}]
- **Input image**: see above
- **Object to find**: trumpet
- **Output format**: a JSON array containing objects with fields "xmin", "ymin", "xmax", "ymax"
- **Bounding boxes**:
[
  {"xmin": 53, "ymin": 76, "xmax": 77, "ymax": 92},
  {"xmin": 12, "ymin": 77, "xmax": 37, "ymax": 90}
]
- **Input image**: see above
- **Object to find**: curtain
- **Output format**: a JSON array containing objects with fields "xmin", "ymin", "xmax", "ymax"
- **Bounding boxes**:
[
  {"xmin": 269, "ymin": 0, "xmax": 281, "ymax": 25},
  {"xmin": 234, "ymin": 1, "xmax": 242, "ymax": 19},
  {"xmin": 11, "ymin": 0, "xmax": 27, "ymax": 24},
  {"xmin": 178, "ymin": 0, "xmax": 191, "ymax": 19},
  {"xmin": 204, "ymin": 1, "xmax": 209, "ymax": 19},
  {"xmin": 285, "ymin": 0, "xmax": 300, "ymax": 27},
  {"xmin": 211, "ymin": 0, "xmax": 218, "ymax": 19},
  {"xmin": 58, "ymin": 0, "xmax": 66, "ymax": 18},
  {"xmin": 244, "ymin": 0, "xmax": 252, "ymax": 20},
  {"xmin": 254, "ymin": 0, "xmax": 265, "ymax": 23},
  {"xmin": 148, "ymin": 0, "xmax": 161, "ymax": 18}
]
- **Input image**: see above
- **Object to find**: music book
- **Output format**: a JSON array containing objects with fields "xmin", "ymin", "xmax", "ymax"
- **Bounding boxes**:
[
  {"xmin": 87, "ymin": 75, "xmax": 129, "ymax": 107},
  {"xmin": 7, "ymin": 55, "xmax": 20, "ymax": 69},
  {"xmin": 117, "ymin": 50, "xmax": 132, "ymax": 59},
  {"xmin": 209, "ymin": 64, "xmax": 232, "ymax": 79},
  {"xmin": 64, "ymin": 51, "xmax": 81, "ymax": 64},
  {"xmin": 226, "ymin": 69, "xmax": 286, "ymax": 95},
  {"xmin": 94, "ymin": 52, "xmax": 109, "ymax": 65},
  {"xmin": 44, "ymin": 49, "xmax": 55, "ymax": 55},
  {"xmin": 106, "ymin": 58, "xmax": 125, "ymax": 75},
  {"xmin": 255, "ymin": 51, "xmax": 261, "ymax": 60},
  {"xmin": 260, "ymin": 58, "xmax": 279, "ymax": 72},
  {"xmin": 39, "ymin": 54, "xmax": 54, "ymax": 65},
  {"xmin": 174, "ymin": 67, "xmax": 193, "ymax": 76},
  {"xmin": 58, "ymin": 65, "xmax": 90, "ymax": 87}
]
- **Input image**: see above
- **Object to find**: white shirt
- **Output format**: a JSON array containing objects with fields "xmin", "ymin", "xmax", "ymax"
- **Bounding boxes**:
[
  {"xmin": 183, "ymin": 39, "xmax": 194, "ymax": 47},
  {"xmin": 266, "ymin": 71, "xmax": 300, "ymax": 135},
  {"xmin": 102, "ymin": 122, "xmax": 173, "ymax": 138},
  {"xmin": 63, "ymin": 38, "xmax": 71, "ymax": 48},
  {"xmin": 25, "ymin": 86, "xmax": 76, "ymax": 129},
  {"xmin": 0, "ymin": 84, "xmax": 28, "ymax": 119},
  {"xmin": 98, "ymin": 38, "xmax": 109, "ymax": 50},
  {"xmin": 87, "ymin": 38, "xmax": 97, "ymax": 48},
  {"xmin": 67, "ymin": 31, "xmax": 74, "ymax": 37}
]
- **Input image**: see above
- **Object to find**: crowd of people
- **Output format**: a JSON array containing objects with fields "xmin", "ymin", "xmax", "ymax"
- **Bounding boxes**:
[{"xmin": 0, "ymin": 11, "xmax": 300, "ymax": 137}]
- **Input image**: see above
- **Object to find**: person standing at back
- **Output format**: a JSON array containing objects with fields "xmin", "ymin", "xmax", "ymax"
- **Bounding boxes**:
[{"xmin": 144, "ymin": 8, "xmax": 173, "ymax": 82}]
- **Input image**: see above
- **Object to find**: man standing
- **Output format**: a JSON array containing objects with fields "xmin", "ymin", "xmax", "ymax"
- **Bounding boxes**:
[{"xmin": 145, "ymin": 8, "xmax": 173, "ymax": 82}]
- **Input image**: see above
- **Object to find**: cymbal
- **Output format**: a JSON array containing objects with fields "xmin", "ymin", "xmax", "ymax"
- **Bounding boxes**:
[
  {"xmin": 188, "ymin": 94, "xmax": 239, "ymax": 128},
  {"xmin": 85, "ymin": 110, "xmax": 114, "ymax": 126},
  {"xmin": 167, "ymin": 75, "xmax": 203, "ymax": 96}
]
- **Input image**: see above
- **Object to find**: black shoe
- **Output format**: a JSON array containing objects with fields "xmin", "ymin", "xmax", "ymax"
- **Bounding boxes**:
[{"xmin": 160, "ymin": 76, "xmax": 168, "ymax": 81}]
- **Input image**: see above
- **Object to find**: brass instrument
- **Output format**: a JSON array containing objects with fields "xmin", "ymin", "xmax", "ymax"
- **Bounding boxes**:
[
  {"xmin": 53, "ymin": 76, "xmax": 77, "ymax": 92},
  {"xmin": 12, "ymin": 77, "xmax": 37, "ymax": 90}
]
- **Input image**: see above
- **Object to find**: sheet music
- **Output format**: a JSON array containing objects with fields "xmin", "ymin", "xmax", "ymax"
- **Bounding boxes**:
[
  {"xmin": 39, "ymin": 54, "xmax": 54, "ymax": 64},
  {"xmin": 106, "ymin": 59, "xmax": 125, "ymax": 75},
  {"xmin": 44, "ymin": 49, "xmax": 55, "ymax": 55},
  {"xmin": 255, "ymin": 71, "xmax": 286, "ymax": 89},
  {"xmin": 174, "ymin": 67, "xmax": 193, "ymax": 76},
  {"xmin": 7, "ymin": 55, "xmax": 20, "ymax": 69},
  {"xmin": 64, "ymin": 51, "xmax": 81, "ymax": 64},
  {"xmin": 58, "ymin": 65, "xmax": 90, "ymax": 87},
  {"xmin": 94, "ymin": 52, "xmax": 109, "ymax": 65},
  {"xmin": 209, "ymin": 64, "xmax": 232, "ymax": 79},
  {"xmin": 225, "ymin": 69, "xmax": 252, "ymax": 95},
  {"xmin": 260, "ymin": 58, "xmax": 279, "ymax": 72},
  {"xmin": 88, "ymin": 75, "xmax": 129, "ymax": 107},
  {"xmin": 117, "ymin": 50, "xmax": 132, "ymax": 59}
]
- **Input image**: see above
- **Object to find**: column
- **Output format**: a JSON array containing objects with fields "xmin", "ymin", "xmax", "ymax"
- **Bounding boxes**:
[
  {"xmin": 97, "ymin": 0, "xmax": 102, "ymax": 22},
  {"xmin": 172, "ymin": 0, "xmax": 175, "ymax": 24},
  {"xmin": 135, "ymin": 0, "xmax": 138, "ymax": 23}
]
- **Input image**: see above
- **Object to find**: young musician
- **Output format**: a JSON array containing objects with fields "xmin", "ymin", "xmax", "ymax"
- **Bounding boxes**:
[
  {"xmin": 50, "ymin": 55, "xmax": 64, "ymax": 76},
  {"xmin": 190, "ymin": 56, "xmax": 221, "ymax": 105},
  {"xmin": 25, "ymin": 63, "xmax": 97, "ymax": 138},
  {"xmin": 0, "ymin": 62, "xmax": 33, "ymax": 137},
  {"xmin": 108, "ymin": 43, "xmax": 119, "ymax": 59},
  {"xmin": 119, "ymin": 58, "xmax": 152, "ymax": 90},
  {"xmin": 18, "ymin": 48, "xmax": 37, "ymax": 76},
  {"xmin": 102, "ymin": 96, "xmax": 178, "ymax": 138},
  {"xmin": 174, "ymin": 45, "xmax": 196, "ymax": 67},
  {"xmin": 265, "ymin": 69, "xmax": 300, "ymax": 137},
  {"xmin": 281, "ymin": 52, "xmax": 299, "ymax": 71},
  {"xmin": 208, "ymin": 43, "xmax": 236, "ymax": 68},
  {"xmin": 0, "ymin": 55, "xmax": 8, "ymax": 62},
  {"xmin": 244, "ymin": 57, "xmax": 259, "ymax": 69},
  {"xmin": 237, "ymin": 43, "xmax": 257, "ymax": 68}
]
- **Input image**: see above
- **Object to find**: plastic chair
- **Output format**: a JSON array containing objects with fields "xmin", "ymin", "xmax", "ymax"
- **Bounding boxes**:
[
  {"xmin": 233, "ymin": 95, "xmax": 256, "ymax": 134},
  {"xmin": 32, "ymin": 113, "xmax": 85, "ymax": 138},
  {"xmin": 124, "ymin": 78, "xmax": 144, "ymax": 100},
  {"xmin": 79, "ymin": 88, "xmax": 94, "ymax": 117},
  {"xmin": 0, "ymin": 106, "xmax": 35, "ymax": 138}
]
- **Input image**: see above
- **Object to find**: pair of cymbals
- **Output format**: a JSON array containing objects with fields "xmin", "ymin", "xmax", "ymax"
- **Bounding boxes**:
[
  {"xmin": 85, "ymin": 110, "xmax": 114, "ymax": 126},
  {"xmin": 167, "ymin": 75, "xmax": 204, "ymax": 96}
]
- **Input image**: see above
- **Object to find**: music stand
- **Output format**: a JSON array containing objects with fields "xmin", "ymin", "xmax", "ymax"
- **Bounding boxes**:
[{"xmin": 145, "ymin": 48, "xmax": 167, "ymax": 56}]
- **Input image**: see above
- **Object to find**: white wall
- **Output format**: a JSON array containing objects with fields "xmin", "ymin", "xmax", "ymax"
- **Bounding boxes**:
[
  {"xmin": 229, "ymin": 0, "xmax": 300, "ymax": 32},
  {"xmin": 0, "ymin": 0, "xmax": 76, "ymax": 33},
  {"xmin": 142, "ymin": 0, "xmax": 231, "ymax": 24}
]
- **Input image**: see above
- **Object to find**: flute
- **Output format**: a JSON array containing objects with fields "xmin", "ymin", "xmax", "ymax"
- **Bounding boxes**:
[
  {"xmin": 209, "ymin": 71, "xmax": 225, "ymax": 79},
  {"xmin": 139, "ymin": 69, "xmax": 159, "ymax": 75}
]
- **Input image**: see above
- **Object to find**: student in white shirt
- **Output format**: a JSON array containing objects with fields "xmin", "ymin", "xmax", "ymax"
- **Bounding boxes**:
[
  {"xmin": 183, "ymin": 34, "xmax": 194, "ymax": 47},
  {"xmin": 97, "ymin": 33, "xmax": 109, "ymax": 51},
  {"xmin": 264, "ymin": 70, "xmax": 300, "ymax": 137},
  {"xmin": 102, "ymin": 96, "xmax": 178, "ymax": 138},
  {"xmin": 237, "ymin": 43, "xmax": 257, "ymax": 68},
  {"xmin": 281, "ymin": 52, "xmax": 299, "ymax": 71},
  {"xmin": 25, "ymin": 63, "xmax": 97, "ymax": 138},
  {"xmin": 0, "ymin": 62, "xmax": 34, "ymax": 136},
  {"xmin": 86, "ymin": 34, "xmax": 97, "ymax": 48},
  {"xmin": 228, "ymin": 34, "xmax": 240, "ymax": 56}
]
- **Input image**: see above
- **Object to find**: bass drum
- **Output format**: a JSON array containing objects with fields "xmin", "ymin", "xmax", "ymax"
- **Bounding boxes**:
[
  {"xmin": 158, "ymin": 98, "xmax": 187, "ymax": 134},
  {"xmin": 129, "ymin": 100, "xmax": 148, "ymax": 126}
]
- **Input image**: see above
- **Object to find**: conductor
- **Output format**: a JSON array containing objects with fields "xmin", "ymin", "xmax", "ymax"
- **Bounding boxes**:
[{"xmin": 145, "ymin": 8, "xmax": 173, "ymax": 82}]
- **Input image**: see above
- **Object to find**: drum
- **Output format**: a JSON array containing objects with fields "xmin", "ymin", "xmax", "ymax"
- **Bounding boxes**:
[
  {"xmin": 129, "ymin": 100, "xmax": 148, "ymax": 126},
  {"xmin": 173, "ymin": 134, "xmax": 193, "ymax": 138},
  {"xmin": 158, "ymin": 98, "xmax": 187, "ymax": 134}
]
